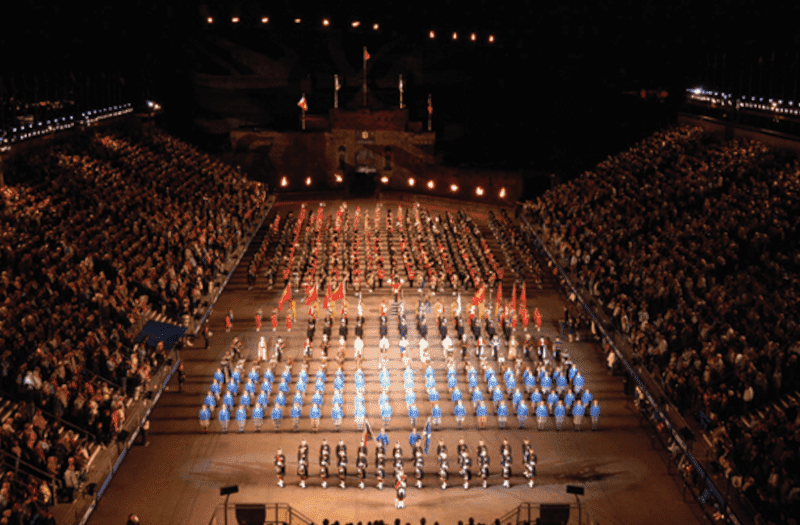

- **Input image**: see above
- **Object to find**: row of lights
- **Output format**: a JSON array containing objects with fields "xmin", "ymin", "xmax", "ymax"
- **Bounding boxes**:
[
  {"xmin": 206, "ymin": 16, "xmax": 495, "ymax": 43},
  {"xmin": 278, "ymin": 175, "xmax": 507, "ymax": 199},
  {"xmin": 688, "ymin": 88, "xmax": 800, "ymax": 116},
  {"xmin": 1, "ymin": 103, "xmax": 133, "ymax": 148}
]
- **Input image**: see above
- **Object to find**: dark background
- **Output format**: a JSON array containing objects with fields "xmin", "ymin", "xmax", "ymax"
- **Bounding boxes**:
[{"xmin": 2, "ymin": 0, "xmax": 797, "ymax": 196}]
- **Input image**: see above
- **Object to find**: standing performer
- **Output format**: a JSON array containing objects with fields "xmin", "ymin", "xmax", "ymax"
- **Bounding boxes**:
[
  {"xmin": 286, "ymin": 313, "xmax": 293, "ymax": 332},
  {"xmin": 478, "ymin": 441, "xmax": 490, "ymax": 488},
  {"xmin": 376, "ymin": 442, "xmax": 387, "ymax": 490},
  {"xmin": 414, "ymin": 447, "xmax": 425, "ymax": 489},
  {"xmin": 395, "ymin": 473, "xmax": 407, "ymax": 509},
  {"xmin": 357, "ymin": 444, "xmax": 368, "ymax": 489},
  {"xmin": 320, "ymin": 440, "xmax": 331, "ymax": 488},
  {"xmin": 199, "ymin": 405, "xmax": 211, "ymax": 433},
  {"xmin": 275, "ymin": 449, "xmax": 286, "ymax": 487},
  {"xmin": 392, "ymin": 441, "xmax": 404, "ymax": 478},
  {"xmin": 439, "ymin": 451, "xmax": 449, "ymax": 489},
  {"xmin": 271, "ymin": 308, "xmax": 278, "ymax": 332},
  {"xmin": 525, "ymin": 445, "xmax": 537, "ymax": 487},
  {"xmin": 501, "ymin": 447, "xmax": 512, "ymax": 488},
  {"xmin": 225, "ymin": 309, "xmax": 234, "ymax": 333},
  {"xmin": 534, "ymin": 307, "xmax": 542, "ymax": 332},
  {"xmin": 258, "ymin": 336, "xmax": 267, "ymax": 362},
  {"xmin": 298, "ymin": 439, "xmax": 309, "ymax": 488},
  {"xmin": 337, "ymin": 440, "xmax": 348, "ymax": 488},
  {"xmin": 255, "ymin": 308, "xmax": 262, "ymax": 332},
  {"xmin": 461, "ymin": 450, "xmax": 472, "ymax": 489}
]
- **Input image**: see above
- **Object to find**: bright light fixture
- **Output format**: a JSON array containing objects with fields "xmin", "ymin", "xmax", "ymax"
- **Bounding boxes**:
[
  {"xmin": 408, "ymin": 178, "xmax": 415, "ymax": 186},
  {"xmin": 476, "ymin": 186, "xmax": 484, "ymax": 196},
  {"xmin": 427, "ymin": 180, "xmax": 435, "ymax": 189},
  {"xmin": 280, "ymin": 177, "xmax": 288, "ymax": 187}
]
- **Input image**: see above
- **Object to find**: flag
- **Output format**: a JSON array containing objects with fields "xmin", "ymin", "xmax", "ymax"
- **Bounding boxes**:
[
  {"xmin": 423, "ymin": 417, "xmax": 432, "ymax": 455},
  {"xmin": 472, "ymin": 285, "xmax": 485, "ymax": 306},
  {"xmin": 363, "ymin": 418, "xmax": 374, "ymax": 447},
  {"xmin": 331, "ymin": 280, "xmax": 345, "ymax": 302},
  {"xmin": 364, "ymin": 47, "xmax": 371, "ymax": 61},
  {"xmin": 297, "ymin": 95, "xmax": 308, "ymax": 111},
  {"xmin": 305, "ymin": 282, "xmax": 318, "ymax": 306},
  {"xmin": 278, "ymin": 284, "xmax": 291, "ymax": 312}
]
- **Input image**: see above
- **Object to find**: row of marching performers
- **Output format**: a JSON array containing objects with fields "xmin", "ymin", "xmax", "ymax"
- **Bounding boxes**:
[{"xmin": 273, "ymin": 437, "xmax": 539, "ymax": 497}]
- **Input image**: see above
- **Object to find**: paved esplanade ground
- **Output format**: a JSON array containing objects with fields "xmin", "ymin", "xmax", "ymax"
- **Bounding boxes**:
[{"xmin": 88, "ymin": 198, "xmax": 703, "ymax": 525}]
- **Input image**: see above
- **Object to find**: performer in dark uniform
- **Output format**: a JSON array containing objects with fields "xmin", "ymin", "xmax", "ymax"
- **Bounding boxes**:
[
  {"xmin": 457, "ymin": 439, "xmax": 468, "ymax": 468},
  {"xmin": 320, "ymin": 452, "xmax": 330, "ymax": 488},
  {"xmin": 524, "ymin": 441, "xmax": 537, "ymax": 487},
  {"xmin": 392, "ymin": 442, "xmax": 404, "ymax": 477},
  {"xmin": 357, "ymin": 444, "xmax": 368, "ymax": 489},
  {"xmin": 478, "ymin": 441, "xmax": 490, "ymax": 488},
  {"xmin": 501, "ymin": 447, "xmax": 512, "ymax": 488},
  {"xmin": 275, "ymin": 449, "xmax": 286, "ymax": 487},
  {"xmin": 337, "ymin": 440, "xmax": 348, "ymax": 488},
  {"xmin": 439, "ymin": 451, "xmax": 449, "ymax": 489},
  {"xmin": 460, "ymin": 450, "xmax": 472, "ymax": 489},
  {"xmin": 307, "ymin": 316, "xmax": 316, "ymax": 342},
  {"xmin": 298, "ymin": 439, "xmax": 309, "ymax": 488},
  {"xmin": 376, "ymin": 443, "xmax": 387, "ymax": 490},
  {"xmin": 414, "ymin": 446, "xmax": 425, "ymax": 489},
  {"xmin": 395, "ymin": 472, "xmax": 407, "ymax": 509}
]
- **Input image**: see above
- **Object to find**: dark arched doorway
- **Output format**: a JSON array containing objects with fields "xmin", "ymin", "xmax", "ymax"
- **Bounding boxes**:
[{"xmin": 350, "ymin": 147, "xmax": 377, "ymax": 197}]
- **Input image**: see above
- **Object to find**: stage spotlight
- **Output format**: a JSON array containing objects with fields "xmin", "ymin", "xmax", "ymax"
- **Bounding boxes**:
[
  {"xmin": 408, "ymin": 177, "xmax": 415, "ymax": 187},
  {"xmin": 231, "ymin": 17, "xmax": 239, "ymax": 23},
  {"xmin": 499, "ymin": 187, "xmax": 506, "ymax": 198},
  {"xmin": 452, "ymin": 32, "xmax": 458, "ymax": 40},
  {"xmin": 295, "ymin": 18, "xmax": 302, "ymax": 24},
  {"xmin": 207, "ymin": 17, "xmax": 213, "ymax": 24},
  {"xmin": 488, "ymin": 35, "xmax": 495, "ymax": 43},
  {"xmin": 261, "ymin": 17, "xmax": 269, "ymax": 24},
  {"xmin": 352, "ymin": 21, "xmax": 361, "ymax": 27},
  {"xmin": 470, "ymin": 33, "xmax": 476, "ymax": 41},
  {"xmin": 335, "ymin": 174, "xmax": 343, "ymax": 183},
  {"xmin": 323, "ymin": 19, "xmax": 330, "ymax": 26},
  {"xmin": 373, "ymin": 23, "xmax": 379, "ymax": 30},
  {"xmin": 450, "ymin": 184, "xmax": 458, "ymax": 192},
  {"xmin": 429, "ymin": 30, "xmax": 435, "ymax": 39},
  {"xmin": 381, "ymin": 176, "xmax": 389, "ymax": 184},
  {"xmin": 305, "ymin": 177, "xmax": 312, "ymax": 186},
  {"xmin": 475, "ymin": 186, "xmax": 484, "ymax": 196},
  {"xmin": 280, "ymin": 177, "xmax": 288, "ymax": 187},
  {"xmin": 427, "ymin": 180, "xmax": 434, "ymax": 189}
]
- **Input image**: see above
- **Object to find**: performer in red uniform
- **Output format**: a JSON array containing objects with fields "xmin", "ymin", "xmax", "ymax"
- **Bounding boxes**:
[
  {"xmin": 286, "ymin": 314, "xmax": 293, "ymax": 332},
  {"xmin": 534, "ymin": 307, "xmax": 542, "ymax": 332},
  {"xmin": 271, "ymin": 308, "xmax": 278, "ymax": 332},
  {"xmin": 225, "ymin": 309, "xmax": 233, "ymax": 333},
  {"xmin": 255, "ymin": 309, "xmax": 262, "ymax": 332}
]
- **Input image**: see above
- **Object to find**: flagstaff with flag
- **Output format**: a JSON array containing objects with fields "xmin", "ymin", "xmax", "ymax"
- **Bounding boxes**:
[
  {"xmin": 399, "ymin": 74, "xmax": 404, "ymax": 109},
  {"xmin": 334, "ymin": 74, "xmax": 340, "ymax": 109},
  {"xmin": 427, "ymin": 93, "xmax": 432, "ymax": 131},
  {"xmin": 363, "ymin": 47, "xmax": 371, "ymax": 107},
  {"xmin": 298, "ymin": 93, "xmax": 308, "ymax": 130}
]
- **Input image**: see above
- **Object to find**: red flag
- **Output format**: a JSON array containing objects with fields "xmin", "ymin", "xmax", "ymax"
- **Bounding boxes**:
[
  {"xmin": 278, "ymin": 284, "xmax": 291, "ymax": 312},
  {"xmin": 363, "ymin": 48, "xmax": 371, "ymax": 61},
  {"xmin": 471, "ymin": 284, "xmax": 485, "ymax": 306},
  {"xmin": 330, "ymin": 280, "xmax": 345, "ymax": 302},
  {"xmin": 297, "ymin": 95, "xmax": 308, "ymax": 111},
  {"xmin": 305, "ymin": 282, "xmax": 318, "ymax": 307}
]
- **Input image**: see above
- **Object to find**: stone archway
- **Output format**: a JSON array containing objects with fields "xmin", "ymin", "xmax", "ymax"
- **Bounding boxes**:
[
  {"xmin": 355, "ymin": 147, "xmax": 377, "ymax": 174},
  {"xmin": 351, "ymin": 148, "xmax": 377, "ymax": 197}
]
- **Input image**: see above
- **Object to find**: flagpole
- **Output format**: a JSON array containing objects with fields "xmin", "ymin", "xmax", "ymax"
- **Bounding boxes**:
[
  {"xmin": 399, "ymin": 74, "xmax": 404, "ymax": 109},
  {"xmin": 363, "ymin": 46, "xmax": 368, "ymax": 107},
  {"xmin": 334, "ymin": 74, "xmax": 339, "ymax": 109},
  {"xmin": 301, "ymin": 92, "xmax": 306, "ymax": 131},
  {"xmin": 427, "ymin": 93, "xmax": 432, "ymax": 131}
]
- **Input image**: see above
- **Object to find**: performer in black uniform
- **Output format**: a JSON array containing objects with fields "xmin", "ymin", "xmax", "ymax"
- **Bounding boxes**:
[
  {"xmin": 376, "ymin": 443, "xmax": 386, "ymax": 490},
  {"xmin": 460, "ymin": 450, "xmax": 472, "ymax": 489},
  {"xmin": 414, "ymin": 446, "xmax": 425, "ymax": 489},
  {"xmin": 438, "ymin": 451, "xmax": 449, "ymax": 489},
  {"xmin": 478, "ymin": 441, "xmax": 490, "ymax": 488},
  {"xmin": 320, "ymin": 439, "xmax": 331, "ymax": 488},
  {"xmin": 275, "ymin": 449, "xmax": 286, "ymax": 487},
  {"xmin": 501, "ymin": 448, "xmax": 512, "ymax": 488},
  {"xmin": 357, "ymin": 445, "xmax": 368, "ymax": 489},
  {"xmin": 395, "ymin": 472, "xmax": 407, "ymax": 509},
  {"xmin": 337, "ymin": 440, "xmax": 348, "ymax": 488},
  {"xmin": 392, "ymin": 442, "xmax": 404, "ymax": 477},
  {"xmin": 298, "ymin": 439, "xmax": 309, "ymax": 488}
]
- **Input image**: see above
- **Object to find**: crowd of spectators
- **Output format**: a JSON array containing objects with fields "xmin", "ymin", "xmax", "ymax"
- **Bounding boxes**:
[
  {"xmin": 0, "ymin": 127, "xmax": 268, "ymax": 520},
  {"xmin": 527, "ymin": 124, "xmax": 800, "ymax": 524}
]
